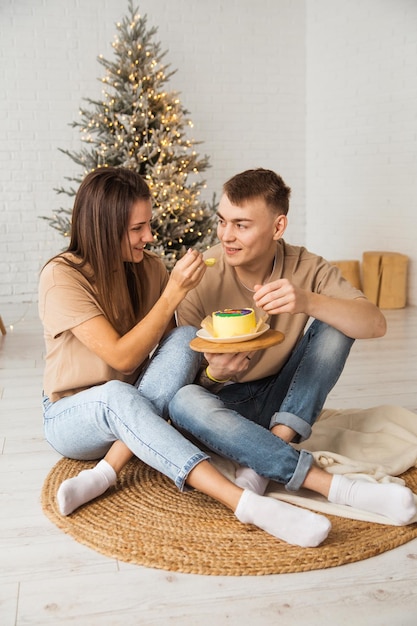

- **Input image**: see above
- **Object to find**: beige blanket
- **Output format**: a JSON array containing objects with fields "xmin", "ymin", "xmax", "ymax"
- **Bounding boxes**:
[{"xmin": 211, "ymin": 405, "xmax": 417, "ymax": 525}]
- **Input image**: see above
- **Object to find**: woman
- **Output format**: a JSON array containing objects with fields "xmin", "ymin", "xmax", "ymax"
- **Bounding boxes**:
[{"xmin": 38, "ymin": 167, "xmax": 331, "ymax": 548}]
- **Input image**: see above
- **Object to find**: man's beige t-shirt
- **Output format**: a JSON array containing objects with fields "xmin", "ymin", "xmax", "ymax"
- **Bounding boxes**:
[
  {"xmin": 39, "ymin": 252, "xmax": 168, "ymax": 402},
  {"xmin": 177, "ymin": 240, "xmax": 364, "ymax": 383}
]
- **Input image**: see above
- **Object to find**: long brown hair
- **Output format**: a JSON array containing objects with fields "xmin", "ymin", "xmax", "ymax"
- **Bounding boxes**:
[{"xmin": 48, "ymin": 167, "xmax": 152, "ymax": 334}]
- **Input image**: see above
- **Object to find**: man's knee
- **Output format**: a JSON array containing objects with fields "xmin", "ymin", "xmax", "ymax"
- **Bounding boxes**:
[{"xmin": 310, "ymin": 321, "xmax": 354, "ymax": 361}]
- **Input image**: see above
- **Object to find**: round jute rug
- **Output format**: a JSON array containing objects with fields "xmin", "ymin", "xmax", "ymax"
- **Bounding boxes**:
[{"xmin": 41, "ymin": 458, "xmax": 417, "ymax": 576}]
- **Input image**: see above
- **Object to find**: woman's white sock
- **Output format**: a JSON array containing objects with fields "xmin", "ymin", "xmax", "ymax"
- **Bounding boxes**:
[
  {"xmin": 328, "ymin": 474, "xmax": 417, "ymax": 525},
  {"xmin": 235, "ymin": 467, "xmax": 269, "ymax": 495},
  {"xmin": 57, "ymin": 459, "xmax": 117, "ymax": 516},
  {"xmin": 234, "ymin": 489, "xmax": 331, "ymax": 547}
]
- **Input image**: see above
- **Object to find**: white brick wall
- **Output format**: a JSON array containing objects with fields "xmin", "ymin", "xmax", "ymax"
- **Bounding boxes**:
[
  {"xmin": 2, "ymin": 0, "xmax": 416, "ymax": 306},
  {"xmin": 306, "ymin": 0, "xmax": 417, "ymax": 305}
]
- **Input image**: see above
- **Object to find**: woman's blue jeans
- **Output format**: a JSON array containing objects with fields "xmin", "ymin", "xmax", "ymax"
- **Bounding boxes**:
[
  {"xmin": 42, "ymin": 326, "xmax": 208, "ymax": 491},
  {"xmin": 169, "ymin": 321, "xmax": 354, "ymax": 491}
]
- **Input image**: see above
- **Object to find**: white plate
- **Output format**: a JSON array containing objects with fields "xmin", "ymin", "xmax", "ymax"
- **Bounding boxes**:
[{"xmin": 196, "ymin": 323, "xmax": 270, "ymax": 344}]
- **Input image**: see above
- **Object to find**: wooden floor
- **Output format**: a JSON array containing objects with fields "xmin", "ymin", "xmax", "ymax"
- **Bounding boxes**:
[{"xmin": 1, "ymin": 302, "xmax": 416, "ymax": 626}]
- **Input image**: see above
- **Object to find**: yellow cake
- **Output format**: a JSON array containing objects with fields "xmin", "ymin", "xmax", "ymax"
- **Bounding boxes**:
[{"xmin": 212, "ymin": 308, "xmax": 256, "ymax": 338}]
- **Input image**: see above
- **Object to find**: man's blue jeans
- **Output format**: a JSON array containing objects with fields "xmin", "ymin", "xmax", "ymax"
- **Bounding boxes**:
[
  {"xmin": 43, "ymin": 326, "xmax": 208, "ymax": 491},
  {"xmin": 219, "ymin": 319, "xmax": 354, "ymax": 442},
  {"xmin": 169, "ymin": 321, "xmax": 354, "ymax": 490}
]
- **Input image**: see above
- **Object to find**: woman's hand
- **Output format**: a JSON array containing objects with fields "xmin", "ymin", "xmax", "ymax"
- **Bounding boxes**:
[{"xmin": 169, "ymin": 248, "xmax": 207, "ymax": 295}]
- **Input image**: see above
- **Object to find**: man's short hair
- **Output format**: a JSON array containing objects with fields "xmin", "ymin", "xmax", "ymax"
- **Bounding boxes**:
[{"xmin": 223, "ymin": 168, "xmax": 291, "ymax": 215}]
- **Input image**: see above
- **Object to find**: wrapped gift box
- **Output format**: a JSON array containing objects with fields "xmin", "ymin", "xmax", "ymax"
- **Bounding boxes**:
[{"xmin": 362, "ymin": 251, "xmax": 408, "ymax": 309}]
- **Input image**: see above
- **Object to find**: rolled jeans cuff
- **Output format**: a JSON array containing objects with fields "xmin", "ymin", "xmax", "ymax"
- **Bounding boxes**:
[
  {"xmin": 269, "ymin": 411, "xmax": 312, "ymax": 442},
  {"xmin": 285, "ymin": 449, "xmax": 314, "ymax": 492},
  {"xmin": 175, "ymin": 452, "xmax": 210, "ymax": 492}
]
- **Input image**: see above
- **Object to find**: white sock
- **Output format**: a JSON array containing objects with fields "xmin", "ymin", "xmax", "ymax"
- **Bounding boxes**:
[
  {"xmin": 234, "ymin": 489, "xmax": 331, "ymax": 547},
  {"xmin": 57, "ymin": 459, "xmax": 117, "ymax": 516},
  {"xmin": 328, "ymin": 474, "xmax": 417, "ymax": 525},
  {"xmin": 235, "ymin": 467, "xmax": 269, "ymax": 495}
]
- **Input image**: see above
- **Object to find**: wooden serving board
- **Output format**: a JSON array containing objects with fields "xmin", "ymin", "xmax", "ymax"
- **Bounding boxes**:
[{"xmin": 189, "ymin": 329, "xmax": 285, "ymax": 353}]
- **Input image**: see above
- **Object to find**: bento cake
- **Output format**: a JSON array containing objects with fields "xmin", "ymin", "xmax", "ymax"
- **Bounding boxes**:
[{"xmin": 212, "ymin": 308, "xmax": 256, "ymax": 338}]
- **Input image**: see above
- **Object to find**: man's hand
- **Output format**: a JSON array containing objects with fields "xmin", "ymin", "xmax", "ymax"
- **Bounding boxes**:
[
  {"xmin": 204, "ymin": 350, "xmax": 253, "ymax": 382},
  {"xmin": 253, "ymin": 279, "xmax": 387, "ymax": 339},
  {"xmin": 253, "ymin": 279, "xmax": 308, "ymax": 315}
]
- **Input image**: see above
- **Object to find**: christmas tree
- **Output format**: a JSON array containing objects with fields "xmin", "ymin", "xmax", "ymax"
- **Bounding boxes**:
[{"xmin": 43, "ymin": 0, "xmax": 217, "ymax": 268}]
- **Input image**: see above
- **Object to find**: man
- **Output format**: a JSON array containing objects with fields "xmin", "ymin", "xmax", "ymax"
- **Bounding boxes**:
[
  {"xmin": 178, "ymin": 167, "xmax": 386, "ymax": 440},
  {"xmin": 169, "ymin": 168, "xmax": 416, "ymax": 529}
]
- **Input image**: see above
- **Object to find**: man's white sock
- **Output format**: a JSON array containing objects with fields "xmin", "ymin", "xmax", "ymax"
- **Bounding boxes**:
[
  {"xmin": 234, "ymin": 489, "xmax": 331, "ymax": 547},
  {"xmin": 328, "ymin": 474, "xmax": 417, "ymax": 525},
  {"xmin": 235, "ymin": 467, "xmax": 269, "ymax": 494},
  {"xmin": 57, "ymin": 459, "xmax": 117, "ymax": 516}
]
